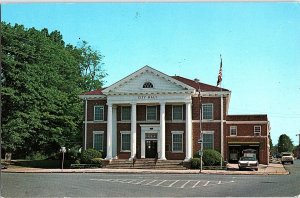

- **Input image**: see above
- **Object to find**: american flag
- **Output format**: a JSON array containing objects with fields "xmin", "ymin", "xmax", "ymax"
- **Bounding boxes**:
[{"xmin": 217, "ymin": 55, "xmax": 222, "ymax": 87}]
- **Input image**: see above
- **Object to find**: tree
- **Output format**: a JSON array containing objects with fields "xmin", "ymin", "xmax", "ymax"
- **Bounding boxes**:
[
  {"xmin": 277, "ymin": 134, "xmax": 294, "ymax": 153},
  {"xmin": 1, "ymin": 22, "xmax": 106, "ymax": 158},
  {"xmin": 78, "ymin": 41, "xmax": 107, "ymax": 91}
]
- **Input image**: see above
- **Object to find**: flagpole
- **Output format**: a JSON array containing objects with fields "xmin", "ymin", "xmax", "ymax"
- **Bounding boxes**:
[{"xmin": 219, "ymin": 55, "xmax": 224, "ymax": 169}]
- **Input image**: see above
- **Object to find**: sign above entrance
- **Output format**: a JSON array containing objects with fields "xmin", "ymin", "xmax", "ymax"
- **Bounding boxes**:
[{"xmin": 137, "ymin": 95, "xmax": 158, "ymax": 100}]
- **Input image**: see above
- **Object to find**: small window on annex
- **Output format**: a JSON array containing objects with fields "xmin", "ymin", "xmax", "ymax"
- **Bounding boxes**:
[
  {"xmin": 143, "ymin": 81, "xmax": 153, "ymax": 88},
  {"xmin": 230, "ymin": 126, "xmax": 237, "ymax": 136},
  {"xmin": 254, "ymin": 126, "xmax": 261, "ymax": 136}
]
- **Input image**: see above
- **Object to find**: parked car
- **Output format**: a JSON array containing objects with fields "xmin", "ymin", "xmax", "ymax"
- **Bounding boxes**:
[
  {"xmin": 281, "ymin": 152, "xmax": 294, "ymax": 164},
  {"xmin": 238, "ymin": 156, "xmax": 259, "ymax": 171}
]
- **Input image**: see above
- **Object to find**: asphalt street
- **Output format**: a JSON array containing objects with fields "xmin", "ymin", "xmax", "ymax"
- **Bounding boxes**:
[{"xmin": 1, "ymin": 160, "xmax": 300, "ymax": 197}]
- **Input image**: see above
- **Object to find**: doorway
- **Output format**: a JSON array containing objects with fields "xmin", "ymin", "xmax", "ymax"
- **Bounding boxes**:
[{"xmin": 145, "ymin": 140, "xmax": 157, "ymax": 158}]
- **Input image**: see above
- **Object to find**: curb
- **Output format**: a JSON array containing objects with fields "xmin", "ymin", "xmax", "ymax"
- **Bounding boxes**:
[{"xmin": 2, "ymin": 168, "xmax": 289, "ymax": 175}]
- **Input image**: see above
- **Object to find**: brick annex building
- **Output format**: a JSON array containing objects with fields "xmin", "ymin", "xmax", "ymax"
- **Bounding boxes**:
[{"xmin": 80, "ymin": 66, "xmax": 270, "ymax": 165}]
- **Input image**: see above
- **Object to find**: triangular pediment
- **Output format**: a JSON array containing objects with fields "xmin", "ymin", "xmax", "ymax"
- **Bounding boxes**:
[{"xmin": 102, "ymin": 66, "xmax": 195, "ymax": 95}]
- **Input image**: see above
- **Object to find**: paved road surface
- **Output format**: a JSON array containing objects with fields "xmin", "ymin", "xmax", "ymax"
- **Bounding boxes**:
[{"xmin": 1, "ymin": 160, "xmax": 300, "ymax": 197}]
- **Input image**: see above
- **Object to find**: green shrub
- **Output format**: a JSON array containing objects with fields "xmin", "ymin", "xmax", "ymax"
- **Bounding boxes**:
[
  {"xmin": 74, "ymin": 159, "xmax": 80, "ymax": 164},
  {"xmin": 191, "ymin": 158, "xmax": 201, "ymax": 169},
  {"xmin": 203, "ymin": 149, "xmax": 222, "ymax": 166},
  {"xmin": 81, "ymin": 148, "xmax": 102, "ymax": 164},
  {"xmin": 66, "ymin": 147, "xmax": 81, "ymax": 162},
  {"xmin": 194, "ymin": 149, "xmax": 223, "ymax": 166},
  {"xmin": 91, "ymin": 158, "xmax": 102, "ymax": 167},
  {"xmin": 25, "ymin": 152, "xmax": 48, "ymax": 160}
]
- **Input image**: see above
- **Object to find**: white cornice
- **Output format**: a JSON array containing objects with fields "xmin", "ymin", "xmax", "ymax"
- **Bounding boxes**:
[
  {"xmin": 200, "ymin": 91, "xmax": 231, "ymax": 97},
  {"xmin": 226, "ymin": 121, "xmax": 268, "ymax": 124},
  {"xmin": 79, "ymin": 95, "xmax": 107, "ymax": 100}
]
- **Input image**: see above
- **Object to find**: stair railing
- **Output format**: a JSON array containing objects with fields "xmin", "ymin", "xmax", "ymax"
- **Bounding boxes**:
[
  {"xmin": 132, "ymin": 154, "xmax": 137, "ymax": 167},
  {"xmin": 155, "ymin": 152, "xmax": 159, "ymax": 165}
]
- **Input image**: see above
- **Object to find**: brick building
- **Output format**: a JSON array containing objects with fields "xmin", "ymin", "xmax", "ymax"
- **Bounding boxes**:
[{"xmin": 79, "ymin": 66, "xmax": 270, "ymax": 165}]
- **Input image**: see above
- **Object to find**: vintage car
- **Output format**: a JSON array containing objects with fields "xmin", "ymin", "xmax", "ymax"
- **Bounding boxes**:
[
  {"xmin": 238, "ymin": 156, "xmax": 259, "ymax": 171},
  {"xmin": 281, "ymin": 152, "xmax": 294, "ymax": 164}
]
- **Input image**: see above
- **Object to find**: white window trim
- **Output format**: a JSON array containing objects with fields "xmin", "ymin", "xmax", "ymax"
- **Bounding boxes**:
[
  {"xmin": 120, "ymin": 131, "xmax": 131, "ymax": 152},
  {"xmin": 94, "ymin": 105, "xmax": 104, "ymax": 121},
  {"xmin": 93, "ymin": 131, "xmax": 104, "ymax": 151},
  {"xmin": 121, "ymin": 106, "xmax": 131, "ymax": 121},
  {"xmin": 230, "ymin": 126, "xmax": 237, "ymax": 136},
  {"xmin": 171, "ymin": 131, "xmax": 184, "ymax": 153},
  {"xmin": 202, "ymin": 103, "xmax": 213, "ymax": 120},
  {"xmin": 254, "ymin": 126, "xmax": 261, "ymax": 136},
  {"xmin": 146, "ymin": 105, "xmax": 157, "ymax": 121},
  {"xmin": 202, "ymin": 131, "xmax": 214, "ymax": 149},
  {"xmin": 172, "ymin": 105, "xmax": 183, "ymax": 121}
]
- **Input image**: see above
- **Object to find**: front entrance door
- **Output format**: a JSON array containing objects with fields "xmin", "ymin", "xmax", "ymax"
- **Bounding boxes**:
[{"xmin": 145, "ymin": 140, "xmax": 157, "ymax": 158}]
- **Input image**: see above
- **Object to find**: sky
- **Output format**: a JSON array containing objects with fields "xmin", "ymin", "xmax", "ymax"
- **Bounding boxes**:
[{"xmin": 2, "ymin": 2, "xmax": 300, "ymax": 145}]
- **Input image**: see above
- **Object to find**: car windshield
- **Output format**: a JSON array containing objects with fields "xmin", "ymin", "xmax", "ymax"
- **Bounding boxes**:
[
  {"xmin": 282, "ymin": 153, "xmax": 292, "ymax": 156},
  {"xmin": 240, "ymin": 157, "xmax": 256, "ymax": 161}
]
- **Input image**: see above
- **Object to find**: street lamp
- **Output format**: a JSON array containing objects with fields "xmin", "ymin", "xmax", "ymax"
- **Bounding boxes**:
[
  {"xmin": 198, "ymin": 135, "xmax": 203, "ymax": 173},
  {"xmin": 60, "ymin": 146, "xmax": 66, "ymax": 170}
]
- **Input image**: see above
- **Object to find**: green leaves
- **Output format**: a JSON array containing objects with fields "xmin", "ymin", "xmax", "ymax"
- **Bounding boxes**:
[
  {"xmin": 278, "ymin": 134, "xmax": 294, "ymax": 153},
  {"xmin": 1, "ymin": 22, "xmax": 105, "ymax": 158}
]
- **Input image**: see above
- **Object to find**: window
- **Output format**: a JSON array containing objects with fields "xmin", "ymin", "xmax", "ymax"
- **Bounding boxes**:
[
  {"xmin": 93, "ymin": 131, "xmax": 104, "ymax": 151},
  {"xmin": 172, "ymin": 131, "xmax": 183, "ymax": 152},
  {"xmin": 121, "ymin": 131, "xmax": 131, "ymax": 151},
  {"xmin": 147, "ymin": 106, "xmax": 157, "ymax": 120},
  {"xmin": 143, "ymin": 81, "xmax": 153, "ymax": 88},
  {"xmin": 202, "ymin": 104, "xmax": 213, "ymax": 120},
  {"xmin": 254, "ymin": 126, "xmax": 261, "ymax": 136},
  {"xmin": 230, "ymin": 126, "xmax": 237, "ymax": 136},
  {"xmin": 121, "ymin": 106, "xmax": 131, "ymax": 120},
  {"xmin": 94, "ymin": 106, "xmax": 104, "ymax": 121},
  {"xmin": 172, "ymin": 105, "xmax": 183, "ymax": 120},
  {"xmin": 203, "ymin": 131, "xmax": 214, "ymax": 149}
]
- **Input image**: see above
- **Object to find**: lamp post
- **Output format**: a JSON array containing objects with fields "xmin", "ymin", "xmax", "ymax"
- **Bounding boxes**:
[
  {"xmin": 198, "ymin": 135, "xmax": 203, "ymax": 173},
  {"xmin": 60, "ymin": 147, "xmax": 66, "ymax": 170}
]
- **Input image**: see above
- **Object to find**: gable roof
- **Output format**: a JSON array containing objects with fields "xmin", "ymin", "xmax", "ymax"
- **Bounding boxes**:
[
  {"xmin": 80, "ymin": 89, "xmax": 104, "ymax": 95},
  {"xmin": 80, "ymin": 66, "xmax": 230, "ymax": 96},
  {"xmin": 172, "ymin": 76, "xmax": 229, "ymax": 92},
  {"xmin": 102, "ymin": 65, "xmax": 196, "ymax": 94}
]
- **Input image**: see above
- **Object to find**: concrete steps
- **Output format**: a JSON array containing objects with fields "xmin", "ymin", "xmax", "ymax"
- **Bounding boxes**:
[{"xmin": 104, "ymin": 159, "xmax": 187, "ymax": 170}]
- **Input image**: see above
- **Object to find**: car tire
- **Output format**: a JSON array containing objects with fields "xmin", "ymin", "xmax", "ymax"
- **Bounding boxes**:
[
  {"xmin": 255, "ymin": 168, "xmax": 258, "ymax": 171},
  {"xmin": 282, "ymin": 162, "xmax": 284, "ymax": 165},
  {"xmin": 291, "ymin": 161, "xmax": 293, "ymax": 164}
]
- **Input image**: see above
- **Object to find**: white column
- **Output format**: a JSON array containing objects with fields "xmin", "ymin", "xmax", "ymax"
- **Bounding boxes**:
[
  {"xmin": 141, "ymin": 131, "xmax": 145, "ymax": 158},
  {"xmin": 184, "ymin": 101, "xmax": 192, "ymax": 161},
  {"xmin": 105, "ymin": 104, "xmax": 113, "ymax": 160},
  {"xmin": 112, "ymin": 106, "xmax": 117, "ymax": 159},
  {"xmin": 159, "ymin": 102, "xmax": 166, "ymax": 160},
  {"xmin": 130, "ymin": 103, "xmax": 137, "ymax": 160},
  {"xmin": 84, "ymin": 98, "xmax": 87, "ymax": 150}
]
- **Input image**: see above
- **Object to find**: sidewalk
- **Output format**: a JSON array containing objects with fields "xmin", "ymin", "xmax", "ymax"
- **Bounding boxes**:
[{"xmin": 2, "ymin": 162, "xmax": 288, "ymax": 175}]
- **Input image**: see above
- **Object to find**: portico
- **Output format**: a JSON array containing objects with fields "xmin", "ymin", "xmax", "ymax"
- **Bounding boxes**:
[
  {"xmin": 100, "ymin": 66, "xmax": 195, "ymax": 161},
  {"xmin": 104, "ymin": 96, "xmax": 193, "ymax": 161}
]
